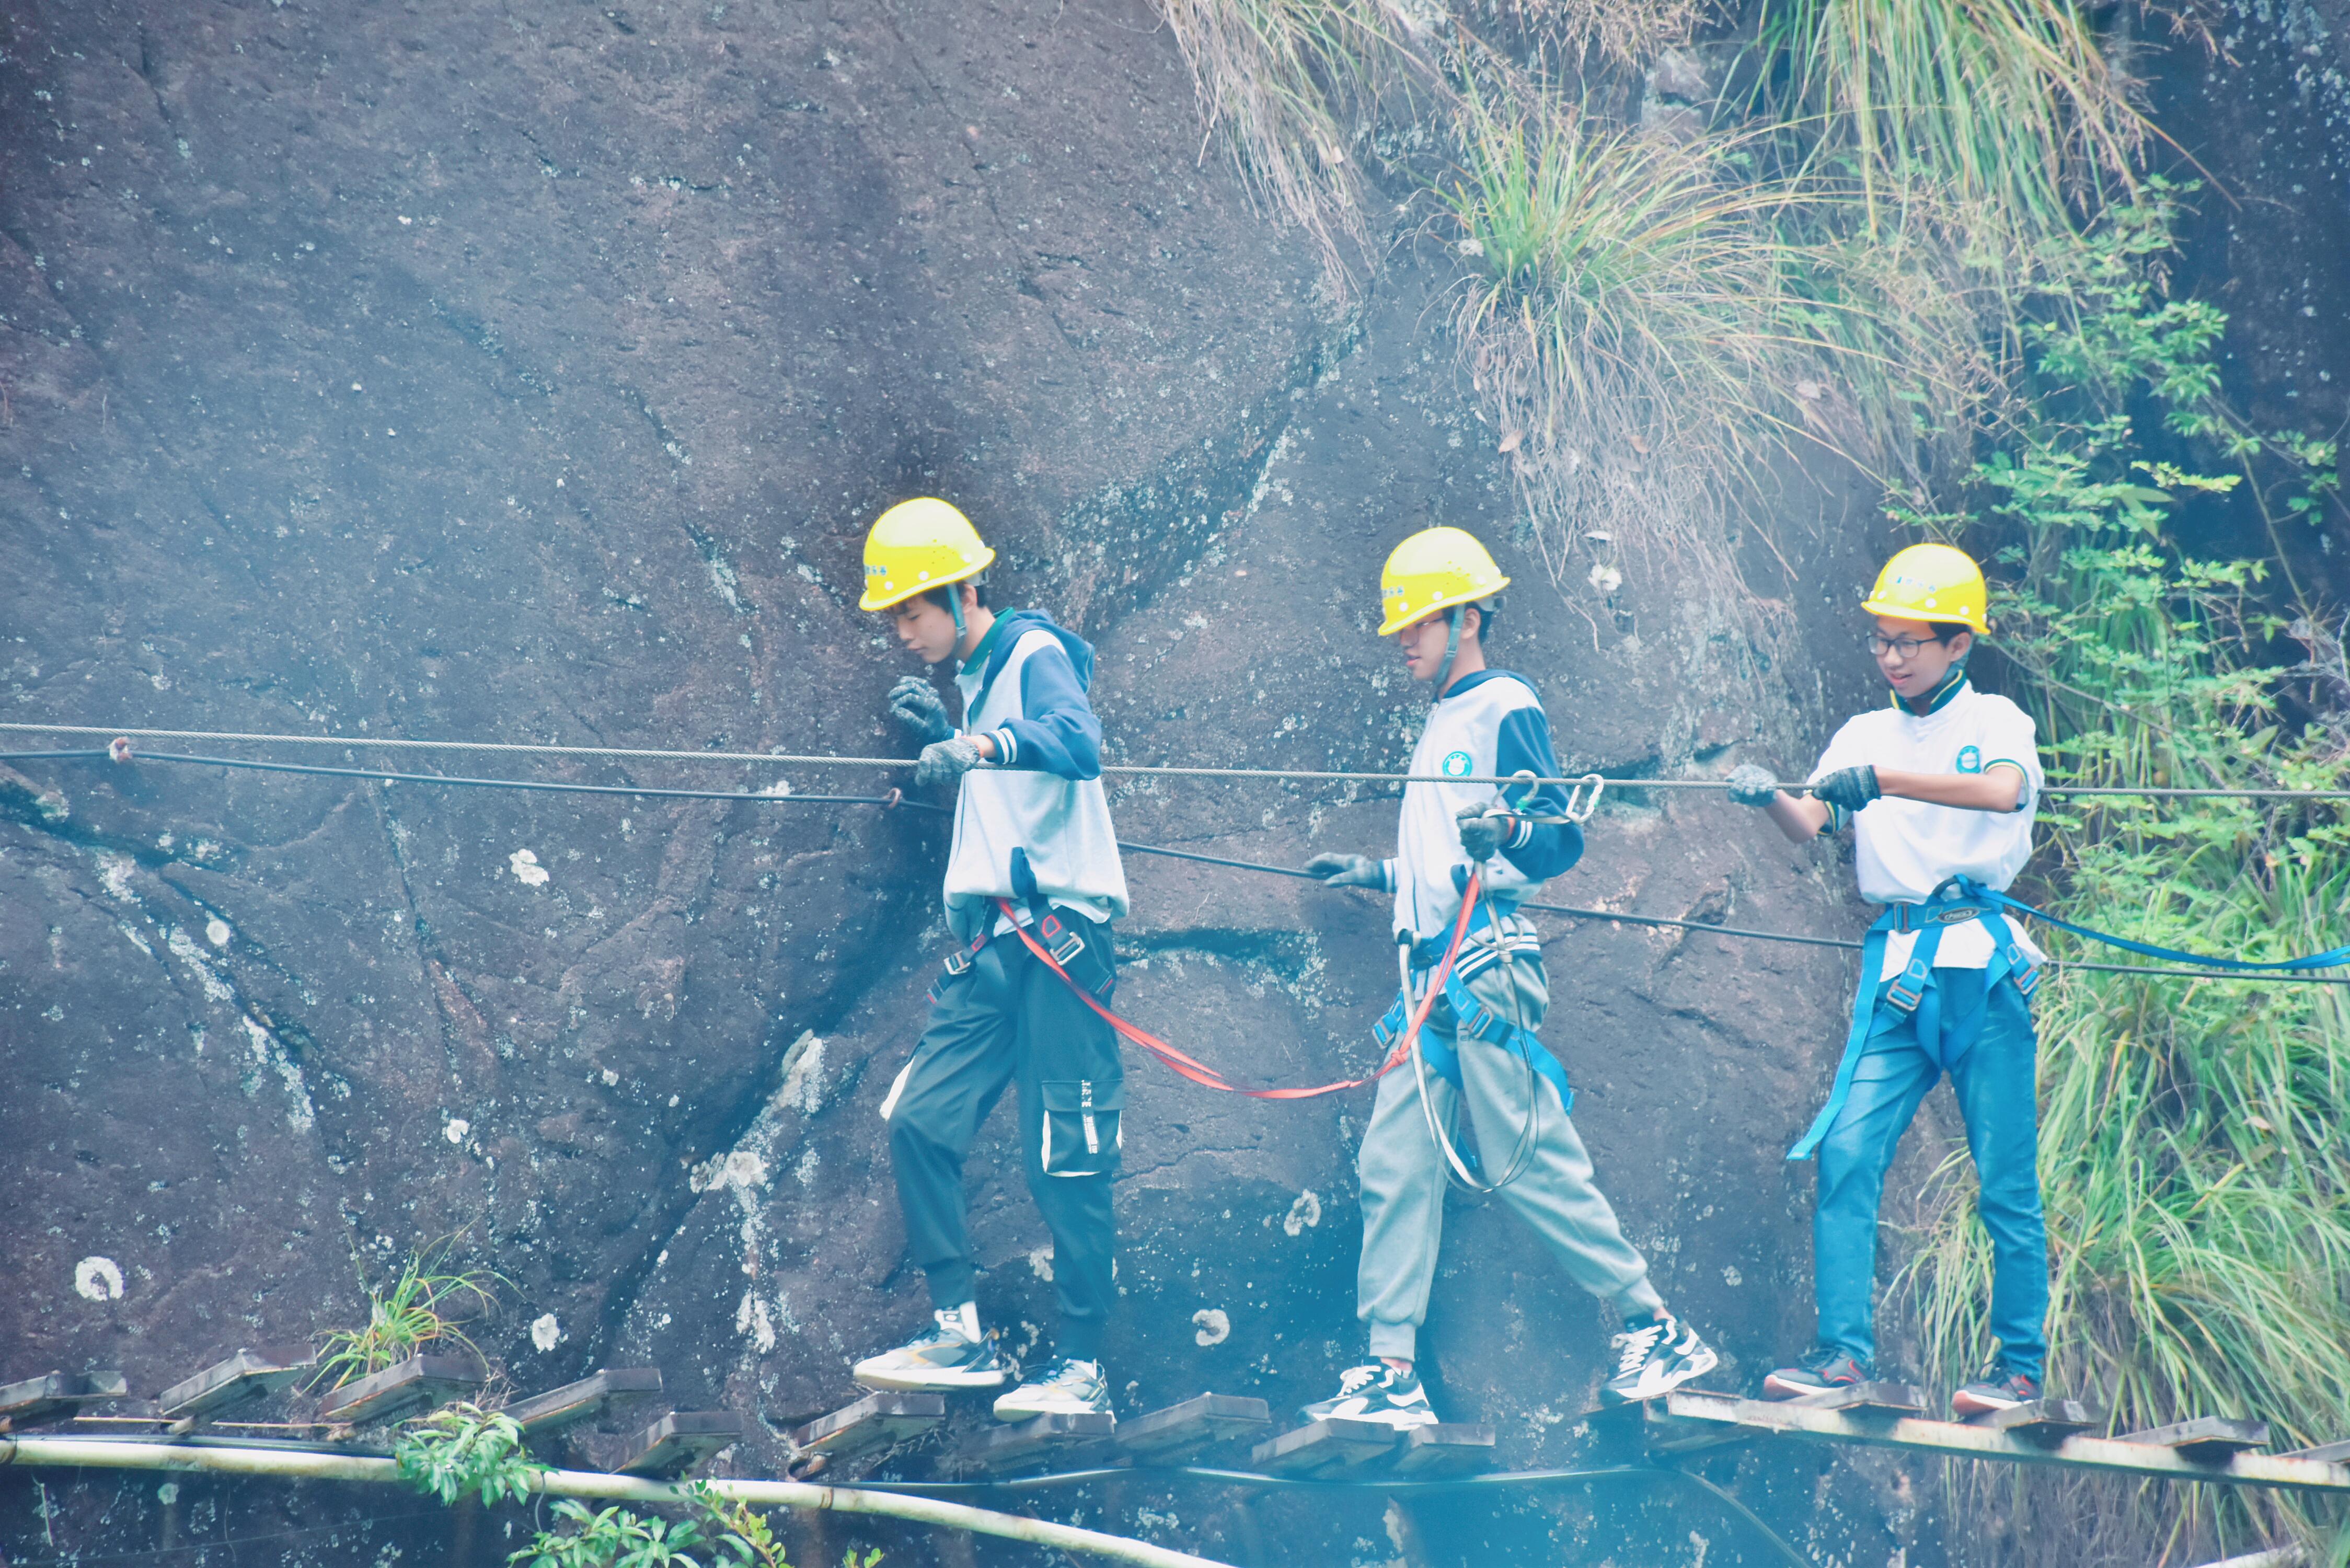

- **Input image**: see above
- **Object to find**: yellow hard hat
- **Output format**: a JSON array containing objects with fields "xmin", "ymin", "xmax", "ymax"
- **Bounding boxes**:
[
  {"xmin": 859, "ymin": 498, "xmax": 997, "ymax": 612},
  {"xmin": 1378, "ymin": 526, "xmax": 1511, "ymax": 636},
  {"xmin": 1861, "ymin": 543, "xmax": 1988, "ymax": 635}
]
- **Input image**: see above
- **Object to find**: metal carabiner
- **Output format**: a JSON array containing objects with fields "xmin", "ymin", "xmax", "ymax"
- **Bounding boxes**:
[{"xmin": 1561, "ymin": 771, "xmax": 1606, "ymax": 824}]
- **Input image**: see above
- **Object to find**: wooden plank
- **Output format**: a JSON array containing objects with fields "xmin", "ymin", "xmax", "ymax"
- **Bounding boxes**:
[
  {"xmin": 2277, "ymin": 1438, "xmax": 2350, "ymax": 1465},
  {"xmin": 1113, "ymin": 1394, "xmax": 1272, "ymax": 1462},
  {"xmin": 616, "ymin": 1411, "xmax": 745, "ymax": 1479},
  {"xmin": 2115, "ymin": 1418, "xmax": 2270, "ymax": 1461},
  {"xmin": 508, "ymin": 1369, "xmax": 663, "ymax": 1439},
  {"xmin": 1790, "ymin": 1381, "xmax": 1930, "ymax": 1417},
  {"xmin": 156, "ymin": 1349, "xmax": 316, "ymax": 1424},
  {"xmin": 314, "ymin": 1355, "xmax": 482, "ymax": 1426},
  {"xmin": 969, "ymin": 1412, "xmax": 1118, "ymax": 1477},
  {"xmin": 1249, "ymin": 1418, "xmax": 1399, "ymax": 1478},
  {"xmin": 1389, "ymin": 1423, "xmax": 1497, "ymax": 1477},
  {"xmin": 0, "ymin": 1371, "xmax": 130, "ymax": 1431},
  {"xmin": 1966, "ymin": 1398, "xmax": 2098, "ymax": 1446},
  {"xmin": 787, "ymin": 1392, "xmax": 946, "ymax": 1461},
  {"xmin": 1647, "ymin": 1393, "xmax": 2349, "ymax": 1495}
]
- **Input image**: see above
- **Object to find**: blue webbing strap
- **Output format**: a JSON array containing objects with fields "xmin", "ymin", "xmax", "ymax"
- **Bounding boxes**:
[
  {"xmin": 1369, "ymin": 900, "xmax": 1575, "ymax": 1145},
  {"xmin": 1426, "ymin": 967, "xmax": 1575, "ymax": 1114},
  {"xmin": 1786, "ymin": 921, "xmax": 1893, "ymax": 1162}
]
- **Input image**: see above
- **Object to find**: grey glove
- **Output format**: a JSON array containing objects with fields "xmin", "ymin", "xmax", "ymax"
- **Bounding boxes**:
[
  {"xmin": 1810, "ymin": 764, "xmax": 1881, "ymax": 814},
  {"xmin": 915, "ymin": 735, "xmax": 986, "ymax": 788},
  {"xmin": 1304, "ymin": 852, "xmax": 1386, "ymax": 890},
  {"xmin": 1725, "ymin": 763, "xmax": 1780, "ymax": 808},
  {"xmin": 888, "ymin": 675, "xmax": 953, "ymax": 745},
  {"xmin": 1455, "ymin": 805, "xmax": 1514, "ymax": 862}
]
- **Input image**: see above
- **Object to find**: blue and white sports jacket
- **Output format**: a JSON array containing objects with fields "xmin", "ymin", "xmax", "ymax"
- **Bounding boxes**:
[
  {"xmin": 945, "ymin": 609, "xmax": 1129, "ymax": 937},
  {"xmin": 1383, "ymin": 670, "xmax": 1583, "ymax": 941}
]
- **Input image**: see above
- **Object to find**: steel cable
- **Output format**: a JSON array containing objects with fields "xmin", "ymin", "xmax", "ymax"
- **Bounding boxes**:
[
  {"xmin": 3, "ymin": 747, "xmax": 2341, "ymax": 985},
  {"xmin": 5, "ymin": 721, "xmax": 2347, "ymax": 799}
]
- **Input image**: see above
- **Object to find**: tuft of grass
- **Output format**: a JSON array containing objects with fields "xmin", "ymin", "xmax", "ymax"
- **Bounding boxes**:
[
  {"xmin": 1487, "ymin": 0, "xmax": 1715, "ymax": 73},
  {"xmin": 314, "ymin": 1238, "xmax": 501, "ymax": 1389},
  {"xmin": 1743, "ymin": 0, "xmax": 2146, "ymax": 256},
  {"xmin": 1154, "ymin": 0, "xmax": 1428, "ymax": 294},
  {"xmin": 1437, "ymin": 87, "xmax": 1983, "ymax": 587}
]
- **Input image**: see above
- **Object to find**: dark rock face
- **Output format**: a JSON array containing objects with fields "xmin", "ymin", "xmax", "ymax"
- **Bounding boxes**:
[
  {"xmin": 1, "ymin": 3, "xmax": 1994, "ymax": 1565},
  {"xmin": 2149, "ymin": 0, "xmax": 2350, "ymax": 599}
]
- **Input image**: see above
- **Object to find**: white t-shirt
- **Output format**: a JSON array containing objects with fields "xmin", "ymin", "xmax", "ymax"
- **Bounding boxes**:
[{"xmin": 1809, "ymin": 680, "xmax": 2046, "ymax": 978}]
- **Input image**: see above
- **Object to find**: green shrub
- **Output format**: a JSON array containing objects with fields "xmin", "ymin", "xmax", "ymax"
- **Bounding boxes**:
[{"xmin": 394, "ymin": 1402, "xmax": 536, "ymax": 1508}]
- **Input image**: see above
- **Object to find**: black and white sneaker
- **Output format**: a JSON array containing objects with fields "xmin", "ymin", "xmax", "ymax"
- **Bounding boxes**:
[
  {"xmin": 993, "ymin": 1357, "xmax": 1112, "ymax": 1421},
  {"xmin": 1602, "ymin": 1312, "xmax": 1721, "ymax": 1404},
  {"xmin": 851, "ymin": 1305, "xmax": 1011, "ymax": 1392},
  {"xmin": 1299, "ymin": 1363, "xmax": 1439, "ymax": 1429}
]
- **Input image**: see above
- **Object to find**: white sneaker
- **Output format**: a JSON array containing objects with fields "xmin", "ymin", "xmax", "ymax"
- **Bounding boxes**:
[
  {"xmin": 851, "ymin": 1305, "xmax": 1011, "ymax": 1391},
  {"xmin": 992, "ymin": 1357, "xmax": 1111, "ymax": 1421}
]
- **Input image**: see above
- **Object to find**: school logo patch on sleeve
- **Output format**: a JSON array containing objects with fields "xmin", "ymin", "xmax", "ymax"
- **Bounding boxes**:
[
  {"xmin": 1441, "ymin": 750, "xmax": 1474, "ymax": 778},
  {"xmin": 1956, "ymin": 744, "xmax": 1983, "ymax": 773}
]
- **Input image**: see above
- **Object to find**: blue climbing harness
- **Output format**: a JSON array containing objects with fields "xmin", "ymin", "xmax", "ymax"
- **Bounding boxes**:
[
  {"xmin": 1786, "ymin": 877, "xmax": 2040, "ymax": 1162},
  {"xmin": 1370, "ymin": 900, "xmax": 1575, "ymax": 1117}
]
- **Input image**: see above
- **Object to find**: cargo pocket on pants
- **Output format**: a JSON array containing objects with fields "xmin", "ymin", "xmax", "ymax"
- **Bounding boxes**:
[{"xmin": 1040, "ymin": 1078, "xmax": 1124, "ymax": 1178}]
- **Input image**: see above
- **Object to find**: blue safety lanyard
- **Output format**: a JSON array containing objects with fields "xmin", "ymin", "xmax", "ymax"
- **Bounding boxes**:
[
  {"xmin": 1964, "ymin": 881, "xmax": 2350, "ymax": 973},
  {"xmin": 1785, "ymin": 881, "xmax": 2040, "ymax": 1162}
]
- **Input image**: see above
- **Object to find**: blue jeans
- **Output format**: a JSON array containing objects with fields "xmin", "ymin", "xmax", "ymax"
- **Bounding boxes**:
[{"xmin": 1814, "ymin": 970, "xmax": 2048, "ymax": 1381}]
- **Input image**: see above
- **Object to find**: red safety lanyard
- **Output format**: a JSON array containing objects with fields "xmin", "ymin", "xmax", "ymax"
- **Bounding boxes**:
[{"xmin": 993, "ymin": 876, "xmax": 1483, "ymax": 1101}]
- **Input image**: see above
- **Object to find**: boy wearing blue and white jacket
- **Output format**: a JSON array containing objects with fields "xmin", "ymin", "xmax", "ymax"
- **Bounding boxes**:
[
  {"xmin": 848, "ymin": 499, "xmax": 1129, "ymax": 1422},
  {"xmin": 1730, "ymin": 544, "xmax": 2057, "ymax": 1419},
  {"xmin": 1300, "ymin": 527, "xmax": 1719, "ymax": 1426}
]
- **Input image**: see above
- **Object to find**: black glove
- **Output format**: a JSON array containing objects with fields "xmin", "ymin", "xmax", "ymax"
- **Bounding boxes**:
[
  {"xmin": 1304, "ymin": 852, "xmax": 1386, "ymax": 890},
  {"xmin": 915, "ymin": 736, "xmax": 986, "ymax": 788},
  {"xmin": 1455, "ymin": 805, "xmax": 1514, "ymax": 862},
  {"xmin": 888, "ymin": 675, "xmax": 953, "ymax": 745},
  {"xmin": 1810, "ymin": 765, "xmax": 1881, "ymax": 814},
  {"xmin": 1724, "ymin": 764, "xmax": 1779, "ymax": 808}
]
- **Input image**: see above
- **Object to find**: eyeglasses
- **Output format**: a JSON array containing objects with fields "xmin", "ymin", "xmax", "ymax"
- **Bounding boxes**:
[{"xmin": 1863, "ymin": 631, "xmax": 1945, "ymax": 660}]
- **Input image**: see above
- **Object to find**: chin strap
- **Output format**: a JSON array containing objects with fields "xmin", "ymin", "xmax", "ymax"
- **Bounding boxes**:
[
  {"xmin": 1433, "ymin": 606, "xmax": 1462, "ymax": 700},
  {"xmin": 948, "ymin": 586, "xmax": 967, "ymax": 645}
]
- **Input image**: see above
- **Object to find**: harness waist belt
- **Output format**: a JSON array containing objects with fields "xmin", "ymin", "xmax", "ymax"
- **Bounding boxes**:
[{"xmin": 1787, "ymin": 878, "xmax": 2040, "ymax": 1162}]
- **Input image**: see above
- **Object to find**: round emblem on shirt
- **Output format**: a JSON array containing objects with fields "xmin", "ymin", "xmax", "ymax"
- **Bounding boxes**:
[
  {"xmin": 1441, "ymin": 750, "xmax": 1473, "ymax": 778},
  {"xmin": 1956, "ymin": 744, "xmax": 1983, "ymax": 774}
]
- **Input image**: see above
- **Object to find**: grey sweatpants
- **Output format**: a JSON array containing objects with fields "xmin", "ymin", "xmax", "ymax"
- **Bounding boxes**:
[{"xmin": 1357, "ymin": 947, "xmax": 1664, "ymax": 1361}]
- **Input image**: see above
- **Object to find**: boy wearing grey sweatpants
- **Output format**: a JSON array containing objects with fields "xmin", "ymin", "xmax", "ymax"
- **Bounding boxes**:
[{"xmin": 1300, "ymin": 526, "xmax": 1719, "ymax": 1425}]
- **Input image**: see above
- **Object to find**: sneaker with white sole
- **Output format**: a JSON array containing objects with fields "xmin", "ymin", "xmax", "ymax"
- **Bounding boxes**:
[
  {"xmin": 1299, "ymin": 1363, "xmax": 1439, "ymax": 1429},
  {"xmin": 1762, "ymin": 1346, "xmax": 1870, "ymax": 1400},
  {"xmin": 992, "ymin": 1357, "xmax": 1111, "ymax": 1421},
  {"xmin": 1952, "ymin": 1364, "xmax": 2041, "ymax": 1418},
  {"xmin": 852, "ymin": 1305, "xmax": 1011, "ymax": 1392},
  {"xmin": 1602, "ymin": 1312, "xmax": 1721, "ymax": 1404}
]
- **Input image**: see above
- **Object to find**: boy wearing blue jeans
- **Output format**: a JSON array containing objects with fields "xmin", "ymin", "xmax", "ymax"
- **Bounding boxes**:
[{"xmin": 1730, "ymin": 544, "xmax": 2056, "ymax": 1416}]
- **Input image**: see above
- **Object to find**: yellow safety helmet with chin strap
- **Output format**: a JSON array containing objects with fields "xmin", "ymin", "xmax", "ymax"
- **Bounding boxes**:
[
  {"xmin": 860, "ymin": 498, "xmax": 997, "ymax": 615},
  {"xmin": 1378, "ymin": 526, "xmax": 1511, "ymax": 636},
  {"xmin": 1862, "ymin": 543, "xmax": 1989, "ymax": 635}
]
